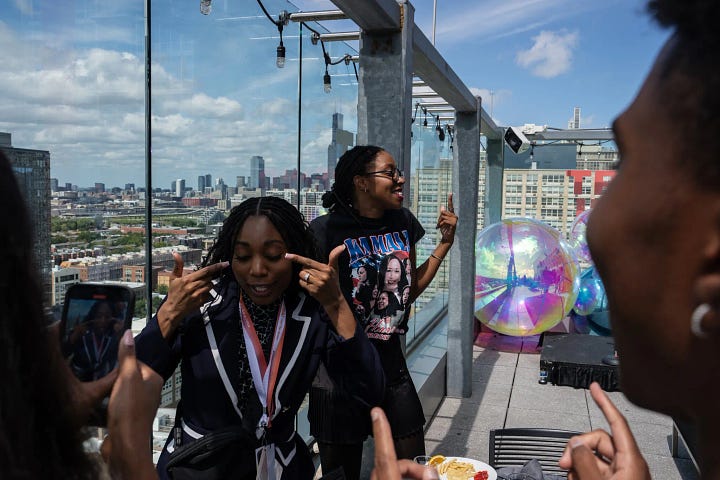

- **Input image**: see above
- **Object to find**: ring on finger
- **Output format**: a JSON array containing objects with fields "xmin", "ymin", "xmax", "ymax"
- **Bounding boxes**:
[{"xmin": 304, "ymin": 272, "xmax": 311, "ymax": 283}]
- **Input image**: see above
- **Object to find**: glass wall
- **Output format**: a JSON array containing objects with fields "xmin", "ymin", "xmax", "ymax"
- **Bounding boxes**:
[
  {"xmin": 1, "ymin": 0, "xmax": 449, "ymax": 452},
  {"xmin": 405, "ymin": 117, "xmax": 453, "ymax": 344}
]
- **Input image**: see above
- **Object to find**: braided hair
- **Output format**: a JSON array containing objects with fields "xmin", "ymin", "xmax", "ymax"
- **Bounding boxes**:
[
  {"xmin": 203, "ymin": 196, "xmax": 317, "ymax": 298},
  {"xmin": 322, "ymin": 145, "xmax": 385, "ymax": 214}
]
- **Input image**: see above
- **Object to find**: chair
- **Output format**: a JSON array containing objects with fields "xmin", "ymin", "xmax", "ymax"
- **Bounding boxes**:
[{"xmin": 489, "ymin": 428, "xmax": 581, "ymax": 478}]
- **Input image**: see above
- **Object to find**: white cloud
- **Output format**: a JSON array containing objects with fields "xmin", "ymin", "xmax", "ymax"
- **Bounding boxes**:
[
  {"xmin": 515, "ymin": 30, "xmax": 578, "ymax": 78},
  {"xmin": 13, "ymin": 0, "xmax": 33, "ymax": 14}
]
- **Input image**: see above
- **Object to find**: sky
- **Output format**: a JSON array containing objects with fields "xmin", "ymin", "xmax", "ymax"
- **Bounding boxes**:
[{"xmin": 0, "ymin": 0, "xmax": 669, "ymax": 189}]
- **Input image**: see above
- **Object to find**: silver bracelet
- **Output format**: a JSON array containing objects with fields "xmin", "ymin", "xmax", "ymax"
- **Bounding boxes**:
[{"xmin": 430, "ymin": 253, "xmax": 444, "ymax": 262}]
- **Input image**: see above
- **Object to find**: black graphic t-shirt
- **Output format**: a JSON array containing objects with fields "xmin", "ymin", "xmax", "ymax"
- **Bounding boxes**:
[{"xmin": 311, "ymin": 208, "xmax": 424, "ymax": 378}]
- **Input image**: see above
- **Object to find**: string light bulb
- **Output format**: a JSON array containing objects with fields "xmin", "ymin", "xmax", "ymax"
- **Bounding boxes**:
[
  {"xmin": 323, "ymin": 71, "xmax": 332, "ymax": 93},
  {"xmin": 276, "ymin": 41, "xmax": 286, "ymax": 68}
]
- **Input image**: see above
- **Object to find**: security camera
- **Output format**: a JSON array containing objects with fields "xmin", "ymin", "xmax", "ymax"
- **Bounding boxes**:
[{"xmin": 504, "ymin": 126, "xmax": 531, "ymax": 154}]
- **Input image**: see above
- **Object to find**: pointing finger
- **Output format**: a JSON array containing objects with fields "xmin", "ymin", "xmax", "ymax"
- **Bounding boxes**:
[
  {"xmin": 171, "ymin": 252, "xmax": 185, "ymax": 278},
  {"xmin": 447, "ymin": 193, "xmax": 454, "ymax": 213},
  {"xmin": 328, "ymin": 244, "xmax": 346, "ymax": 270},
  {"xmin": 589, "ymin": 382, "xmax": 640, "ymax": 455}
]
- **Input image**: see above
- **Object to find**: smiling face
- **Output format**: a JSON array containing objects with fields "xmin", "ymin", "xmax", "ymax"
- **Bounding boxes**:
[
  {"xmin": 355, "ymin": 151, "xmax": 405, "ymax": 215},
  {"xmin": 586, "ymin": 39, "xmax": 720, "ymax": 415},
  {"xmin": 377, "ymin": 291, "xmax": 389, "ymax": 310},
  {"xmin": 383, "ymin": 257, "xmax": 403, "ymax": 292},
  {"xmin": 232, "ymin": 215, "xmax": 293, "ymax": 305}
]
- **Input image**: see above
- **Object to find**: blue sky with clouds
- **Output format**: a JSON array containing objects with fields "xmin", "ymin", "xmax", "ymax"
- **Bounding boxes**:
[{"xmin": 0, "ymin": 0, "xmax": 669, "ymax": 188}]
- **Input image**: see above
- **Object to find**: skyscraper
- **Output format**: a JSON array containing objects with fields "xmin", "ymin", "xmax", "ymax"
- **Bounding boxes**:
[
  {"xmin": 250, "ymin": 156, "xmax": 265, "ymax": 190},
  {"xmin": 205, "ymin": 174, "xmax": 212, "ymax": 191},
  {"xmin": 0, "ymin": 132, "xmax": 52, "ymax": 303},
  {"xmin": 568, "ymin": 106, "xmax": 581, "ymax": 129},
  {"xmin": 327, "ymin": 113, "xmax": 354, "ymax": 187},
  {"xmin": 198, "ymin": 175, "xmax": 206, "ymax": 192},
  {"xmin": 175, "ymin": 179, "xmax": 185, "ymax": 198}
]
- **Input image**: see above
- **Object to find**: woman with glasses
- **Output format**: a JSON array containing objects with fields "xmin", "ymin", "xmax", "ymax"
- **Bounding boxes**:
[{"xmin": 308, "ymin": 145, "xmax": 457, "ymax": 479}]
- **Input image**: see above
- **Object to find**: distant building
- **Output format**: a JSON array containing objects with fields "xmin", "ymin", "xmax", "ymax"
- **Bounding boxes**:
[
  {"xmin": 51, "ymin": 178, "xmax": 59, "ymax": 191},
  {"xmin": 95, "ymin": 182, "xmax": 105, "ymax": 193},
  {"xmin": 501, "ymin": 168, "xmax": 616, "ymax": 237},
  {"xmin": 568, "ymin": 106, "xmax": 581, "ymax": 129},
  {"xmin": 327, "ymin": 113, "xmax": 354, "ymax": 187},
  {"xmin": 250, "ymin": 156, "xmax": 265, "ymax": 190},
  {"xmin": 122, "ymin": 264, "xmax": 164, "ymax": 290},
  {"xmin": 175, "ymin": 179, "xmax": 185, "ymax": 198},
  {"xmin": 51, "ymin": 266, "xmax": 81, "ymax": 306},
  {"xmin": 198, "ymin": 175, "xmax": 206, "ymax": 193},
  {"xmin": 0, "ymin": 132, "xmax": 52, "ymax": 303}
]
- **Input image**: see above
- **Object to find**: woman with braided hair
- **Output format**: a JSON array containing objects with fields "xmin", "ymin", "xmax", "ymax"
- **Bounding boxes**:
[
  {"xmin": 308, "ymin": 145, "xmax": 457, "ymax": 479},
  {"xmin": 135, "ymin": 196, "xmax": 384, "ymax": 479}
]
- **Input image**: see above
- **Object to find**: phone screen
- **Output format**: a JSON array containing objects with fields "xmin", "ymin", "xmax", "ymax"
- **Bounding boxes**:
[{"xmin": 60, "ymin": 284, "xmax": 135, "ymax": 383}]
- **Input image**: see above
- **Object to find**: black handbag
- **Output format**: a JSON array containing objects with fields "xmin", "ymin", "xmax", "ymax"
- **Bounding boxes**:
[{"xmin": 165, "ymin": 424, "xmax": 256, "ymax": 480}]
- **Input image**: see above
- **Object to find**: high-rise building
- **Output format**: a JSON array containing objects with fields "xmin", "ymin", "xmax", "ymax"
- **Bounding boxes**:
[
  {"xmin": 205, "ymin": 174, "xmax": 212, "ymax": 190},
  {"xmin": 250, "ymin": 156, "xmax": 265, "ymax": 190},
  {"xmin": 236, "ymin": 175, "xmax": 246, "ymax": 188},
  {"xmin": 568, "ymin": 106, "xmax": 581, "ymax": 129},
  {"xmin": 175, "ymin": 179, "xmax": 186, "ymax": 198},
  {"xmin": 501, "ymin": 167, "xmax": 616, "ymax": 238},
  {"xmin": 50, "ymin": 178, "xmax": 59, "ymax": 191},
  {"xmin": 124, "ymin": 183, "xmax": 135, "ymax": 192},
  {"xmin": 327, "ymin": 113, "xmax": 354, "ymax": 187},
  {"xmin": 198, "ymin": 175, "xmax": 206, "ymax": 192},
  {"xmin": 0, "ymin": 132, "xmax": 52, "ymax": 303},
  {"xmin": 95, "ymin": 182, "xmax": 105, "ymax": 193}
]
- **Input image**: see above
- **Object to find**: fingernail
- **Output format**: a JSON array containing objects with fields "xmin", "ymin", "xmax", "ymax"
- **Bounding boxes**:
[
  {"xmin": 221, "ymin": 261, "xmax": 229, "ymax": 267},
  {"xmin": 570, "ymin": 438, "xmax": 583, "ymax": 449},
  {"xmin": 371, "ymin": 408, "xmax": 381, "ymax": 422},
  {"xmin": 284, "ymin": 253, "xmax": 290, "ymax": 259},
  {"xmin": 123, "ymin": 329, "xmax": 134, "ymax": 347}
]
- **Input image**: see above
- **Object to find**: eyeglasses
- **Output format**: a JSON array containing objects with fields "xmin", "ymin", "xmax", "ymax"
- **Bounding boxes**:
[{"xmin": 365, "ymin": 166, "xmax": 403, "ymax": 182}]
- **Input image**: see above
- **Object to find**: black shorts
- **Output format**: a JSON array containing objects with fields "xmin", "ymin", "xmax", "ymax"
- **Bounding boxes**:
[{"xmin": 309, "ymin": 372, "xmax": 425, "ymax": 444}]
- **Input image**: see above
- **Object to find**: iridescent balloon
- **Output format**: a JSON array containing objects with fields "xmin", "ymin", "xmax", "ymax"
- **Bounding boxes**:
[
  {"xmin": 569, "ymin": 209, "xmax": 593, "ymax": 264},
  {"xmin": 573, "ymin": 267, "xmax": 605, "ymax": 316},
  {"xmin": 475, "ymin": 218, "xmax": 580, "ymax": 336}
]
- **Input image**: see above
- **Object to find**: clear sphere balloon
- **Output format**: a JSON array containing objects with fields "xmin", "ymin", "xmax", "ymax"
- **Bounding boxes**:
[
  {"xmin": 475, "ymin": 218, "xmax": 580, "ymax": 336},
  {"xmin": 573, "ymin": 266, "xmax": 605, "ymax": 316},
  {"xmin": 569, "ymin": 209, "xmax": 593, "ymax": 264}
]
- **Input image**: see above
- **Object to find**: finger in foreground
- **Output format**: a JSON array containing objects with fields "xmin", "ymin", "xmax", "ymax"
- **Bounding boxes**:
[
  {"xmin": 569, "ymin": 443, "xmax": 604, "ymax": 479},
  {"xmin": 559, "ymin": 430, "xmax": 615, "ymax": 469},
  {"xmin": 371, "ymin": 407, "xmax": 399, "ymax": 479},
  {"xmin": 447, "ymin": 192, "xmax": 454, "ymax": 212},
  {"xmin": 589, "ymin": 382, "xmax": 640, "ymax": 455},
  {"xmin": 397, "ymin": 459, "xmax": 435, "ymax": 480}
]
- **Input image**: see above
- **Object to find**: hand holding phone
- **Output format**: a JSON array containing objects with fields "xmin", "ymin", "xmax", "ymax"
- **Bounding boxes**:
[{"xmin": 60, "ymin": 283, "xmax": 135, "ymax": 426}]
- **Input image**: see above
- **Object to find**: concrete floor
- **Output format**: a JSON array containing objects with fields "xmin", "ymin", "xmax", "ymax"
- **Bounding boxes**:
[{"xmin": 423, "ymin": 339, "xmax": 699, "ymax": 480}]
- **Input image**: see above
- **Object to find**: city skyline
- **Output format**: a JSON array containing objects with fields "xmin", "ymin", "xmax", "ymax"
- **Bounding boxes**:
[{"xmin": 1, "ymin": 1, "xmax": 666, "ymax": 188}]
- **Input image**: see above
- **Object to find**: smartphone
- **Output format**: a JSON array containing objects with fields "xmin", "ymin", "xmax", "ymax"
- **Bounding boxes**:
[{"xmin": 60, "ymin": 283, "xmax": 135, "ymax": 425}]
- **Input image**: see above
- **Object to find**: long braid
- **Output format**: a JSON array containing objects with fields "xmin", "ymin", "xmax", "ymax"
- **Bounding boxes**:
[
  {"xmin": 203, "ymin": 197, "xmax": 317, "ymax": 298},
  {"xmin": 322, "ymin": 145, "xmax": 384, "ymax": 215}
]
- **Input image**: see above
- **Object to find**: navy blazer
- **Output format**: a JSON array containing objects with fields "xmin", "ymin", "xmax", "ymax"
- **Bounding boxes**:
[{"xmin": 136, "ymin": 273, "xmax": 384, "ymax": 479}]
